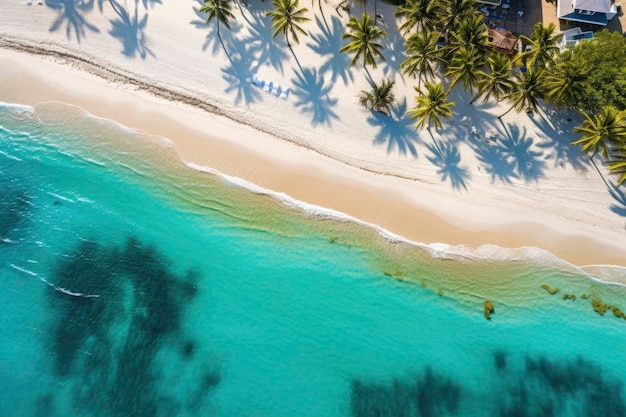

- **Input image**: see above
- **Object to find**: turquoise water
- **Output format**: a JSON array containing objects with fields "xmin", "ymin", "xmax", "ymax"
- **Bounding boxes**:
[{"xmin": 1, "ymin": 101, "xmax": 626, "ymax": 417}]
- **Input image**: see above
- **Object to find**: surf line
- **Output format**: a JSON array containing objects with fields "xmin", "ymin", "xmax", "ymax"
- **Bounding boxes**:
[{"xmin": 9, "ymin": 264, "xmax": 100, "ymax": 298}]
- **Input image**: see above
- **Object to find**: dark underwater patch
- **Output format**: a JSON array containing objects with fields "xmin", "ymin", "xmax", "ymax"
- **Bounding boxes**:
[
  {"xmin": 0, "ymin": 171, "xmax": 31, "ymax": 243},
  {"xmin": 46, "ymin": 237, "xmax": 215, "ymax": 416},
  {"xmin": 351, "ymin": 355, "xmax": 625, "ymax": 417},
  {"xmin": 351, "ymin": 367, "xmax": 462, "ymax": 417},
  {"xmin": 499, "ymin": 355, "xmax": 626, "ymax": 417}
]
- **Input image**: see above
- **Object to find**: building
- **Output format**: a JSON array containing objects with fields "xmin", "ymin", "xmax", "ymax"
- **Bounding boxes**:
[
  {"xmin": 557, "ymin": 0, "xmax": 619, "ymax": 26},
  {"xmin": 559, "ymin": 27, "xmax": 595, "ymax": 50}
]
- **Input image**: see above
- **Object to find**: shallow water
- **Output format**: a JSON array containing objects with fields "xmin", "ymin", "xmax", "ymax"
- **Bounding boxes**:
[{"xmin": 1, "ymin": 102, "xmax": 626, "ymax": 417}]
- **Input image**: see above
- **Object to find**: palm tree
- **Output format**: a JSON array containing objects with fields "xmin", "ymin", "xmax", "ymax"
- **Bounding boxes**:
[
  {"xmin": 400, "ymin": 30, "xmax": 444, "ymax": 87},
  {"xmin": 571, "ymin": 106, "xmax": 626, "ymax": 159},
  {"xmin": 608, "ymin": 147, "xmax": 626, "ymax": 186},
  {"xmin": 358, "ymin": 79, "xmax": 395, "ymax": 115},
  {"xmin": 395, "ymin": 0, "xmax": 437, "ymax": 36},
  {"xmin": 448, "ymin": 13, "xmax": 488, "ymax": 55},
  {"xmin": 340, "ymin": 13, "xmax": 387, "ymax": 80},
  {"xmin": 471, "ymin": 53, "xmax": 515, "ymax": 104},
  {"xmin": 407, "ymin": 82, "xmax": 456, "ymax": 130},
  {"xmin": 439, "ymin": 0, "xmax": 478, "ymax": 39},
  {"xmin": 499, "ymin": 68, "xmax": 546, "ymax": 119},
  {"xmin": 267, "ymin": 0, "xmax": 311, "ymax": 49},
  {"xmin": 519, "ymin": 22, "xmax": 562, "ymax": 69},
  {"xmin": 544, "ymin": 58, "xmax": 591, "ymax": 109},
  {"xmin": 200, "ymin": 0, "xmax": 235, "ymax": 50},
  {"xmin": 445, "ymin": 47, "xmax": 486, "ymax": 94}
]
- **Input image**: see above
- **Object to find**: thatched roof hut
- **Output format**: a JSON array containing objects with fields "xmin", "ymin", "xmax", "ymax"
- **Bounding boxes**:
[{"xmin": 488, "ymin": 28, "xmax": 519, "ymax": 54}]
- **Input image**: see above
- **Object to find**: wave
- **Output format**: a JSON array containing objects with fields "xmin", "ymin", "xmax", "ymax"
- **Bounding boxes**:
[
  {"xmin": 3, "ymin": 99, "xmax": 625, "ymax": 289},
  {"xmin": 186, "ymin": 163, "xmax": 626, "ymax": 287},
  {"xmin": 9, "ymin": 263, "xmax": 100, "ymax": 298}
]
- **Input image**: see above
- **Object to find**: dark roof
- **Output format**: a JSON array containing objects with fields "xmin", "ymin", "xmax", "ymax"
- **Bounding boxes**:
[{"xmin": 557, "ymin": 0, "xmax": 609, "ymax": 25}]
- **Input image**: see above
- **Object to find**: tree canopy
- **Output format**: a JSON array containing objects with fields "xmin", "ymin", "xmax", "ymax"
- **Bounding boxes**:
[{"xmin": 555, "ymin": 30, "xmax": 626, "ymax": 113}]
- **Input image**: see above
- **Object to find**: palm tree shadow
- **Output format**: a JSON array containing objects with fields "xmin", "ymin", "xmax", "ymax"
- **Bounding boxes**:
[
  {"xmin": 379, "ymin": 22, "xmax": 405, "ymax": 79},
  {"xmin": 497, "ymin": 124, "xmax": 546, "ymax": 182},
  {"xmin": 609, "ymin": 185, "xmax": 626, "ymax": 217},
  {"xmin": 291, "ymin": 67, "xmax": 339, "ymax": 127},
  {"xmin": 138, "ymin": 0, "xmax": 161, "ymax": 9},
  {"xmin": 531, "ymin": 108, "xmax": 589, "ymax": 172},
  {"xmin": 243, "ymin": 13, "xmax": 289, "ymax": 75},
  {"xmin": 306, "ymin": 15, "xmax": 354, "ymax": 86},
  {"xmin": 97, "ymin": 0, "xmax": 161, "ymax": 11},
  {"xmin": 108, "ymin": 2, "xmax": 155, "ymax": 59},
  {"xmin": 221, "ymin": 41, "xmax": 263, "ymax": 106},
  {"xmin": 425, "ymin": 138, "xmax": 470, "ymax": 190},
  {"xmin": 473, "ymin": 139, "xmax": 519, "ymax": 184},
  {"xmin": 368, "ymin": 99, "xmax": 419, "ymax": 157},
  {"xmin": 45, "ymin": 0, "xmax": 100, "ymax": 43},
  {"xmin": 589, "ymin": 157, "xmax": 626, "ymax": 218},
  {"xmin": 190, "ymin": 1, "xmax": 243, "ymax": 57}
]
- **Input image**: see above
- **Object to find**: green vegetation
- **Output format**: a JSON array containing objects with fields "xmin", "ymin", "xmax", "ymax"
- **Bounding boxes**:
[
  {"xmin": 612, "ymin": 306, "xmax": 626, "ymax": 319},
  {"xmin": 607, "ymin": 151, "xmax": 626, "ymax": 186},
  {"xmin": 401, "ymin": 30, "xmax": 445, "ymax": 87},
  {"xmin": 484, "ymin": 300, "xmax": 494, "ymax": 320},
  {"xmin": 499, "ymin": 69, "xmax": 546, "ymax": 119},
  {"xmin": 591, "ymin": 298, "xmax": 611, "ymax": 316},
  {"xmin": 445, "ymin": 46, "xmax": 486, "ymax": 94},
  {"xmin": 471, "ymin": 53, "xmax": 515, "ymax": 105},
  {"xmin": 359, "ymin": 79, "xmax": 396, "ymax": 115},
  {"xmin": 199, "ymin": 0, "xmax": 234, "ymax": 42},
  {"xmin": 408, "ymin": 82, "xmax": 455, "ymax": 130},
  {"xmin": 555, "ymin": 30, "xmax": 626, "ymax": 113},
  {"xmin": 572, "ymin": 106, "xmax": 626, "ymax": 159},
  {"xmin": 544, "ymin": 58, "xmax": 591, "ymax": 109},
  {"xmin": 519, "ymin": 22, "xmax": 562, "ymax": 69},
  {"xmin": 541, "ymin": 284, "xmax": 559, "ymax": 295},
  {"xmin": 206, "ymin": 0, "xmax": 626, "ymax": 189},
  {"xmin": 266, "ymin": 0, "xmax": 310, "ymax": 47},
  {"xmin": 395, "ymin": 0, "xmax": 437, "ymax": 35},
  {"xmin": 340, "ymin": 13, "xmax": 388, "ymax": 70}
]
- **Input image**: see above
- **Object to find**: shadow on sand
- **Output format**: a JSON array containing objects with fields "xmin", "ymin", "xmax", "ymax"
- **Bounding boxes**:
[
  {"xmin": 190, "ymin": 0, "xmax": 244, "ymax": 57},
  {"xmin": 45, "ymin": 0, "xmax": 100, "ymax": 42},
  {"xmin": 220, "ymin": 41, "xmax": 263, "ymax": 106},
  {"xmin": 108, "ymin": 0, "xmax": 155, "ymax": 59},
  {"xmin": 242, "ymin": 12, "xmax": 289, "ymax": 75},
  {"xmin": 425, "ymin": 135, "xmax": 471, "ymax": 190},
  {"xmin": 307, "ymin": 15, "xmax": 354, "ymax": 86},
  {"xmin": 368, "ymin": 99, "xmax": 420, "ymax": 157},
  {"xmin": 291, "ymin": 67, "xmax": 339, "ymax": 126},
  {"xmin": 530, "ymin": 107, "xmax": 590, "ymax": 172}
]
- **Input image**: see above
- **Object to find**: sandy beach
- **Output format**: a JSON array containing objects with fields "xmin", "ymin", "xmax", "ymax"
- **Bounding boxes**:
[{"xmin": 1, "ymin": 0, "xmax": 625, "ymax": 268}]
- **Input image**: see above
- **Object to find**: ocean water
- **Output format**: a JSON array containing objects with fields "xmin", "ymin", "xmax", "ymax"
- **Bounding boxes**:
[{"xmin": 1, "ymin": 101, "xmax": 626, "ymax": 417}]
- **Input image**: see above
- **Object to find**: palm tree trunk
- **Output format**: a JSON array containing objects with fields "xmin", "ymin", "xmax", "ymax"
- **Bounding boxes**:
[
  {"xmin": 216, "ymin": 22, "xmax": 234, "ymax": 65},
  {"xmin": 469, "ymin": 92, "xmax": 481, "ymax": 105},
  {"xmin": 499, "ymin": 104, "xmax": 516, "ymax": 119},
  {"xmin": 589, "ymin": 153, "xmax": 611, "ymax": 187},
  {"xmin": 364, "ymin": 66, "xmax": 375, "ymax": 88},
  {"xmin": 289, "ymin": 43, "xmax": 305, "ymax": 77}
]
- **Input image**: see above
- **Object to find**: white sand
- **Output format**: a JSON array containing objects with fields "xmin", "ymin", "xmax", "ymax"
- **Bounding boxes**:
[{"xmin": 1, "ymin": 0, "xmax": 625, "ymax": 268}]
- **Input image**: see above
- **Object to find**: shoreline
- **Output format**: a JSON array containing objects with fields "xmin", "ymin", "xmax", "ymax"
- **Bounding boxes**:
[{"xmin": 1, "ymin": 45, "xmax": 624, "ymax": 269}]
